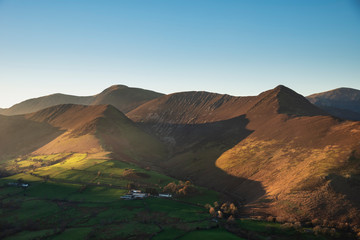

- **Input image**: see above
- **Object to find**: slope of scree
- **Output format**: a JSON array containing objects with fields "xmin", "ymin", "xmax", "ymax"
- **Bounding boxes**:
[
  {"xmin": 128, "ymin": 91, "xmax": 257, "ymax": 125},
  {"xmin": 0, "ymin": 85, "xmax": 163, "ymax": 116},
  {"xmin": 128, "ymin": 85, "xmax": 360, "ymax": 226}
]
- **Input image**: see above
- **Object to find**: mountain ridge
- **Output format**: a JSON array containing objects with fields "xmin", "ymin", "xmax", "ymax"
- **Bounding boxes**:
[{"xmin": 0, "ymin": 85, "xmax": 164, "ymax": 116}]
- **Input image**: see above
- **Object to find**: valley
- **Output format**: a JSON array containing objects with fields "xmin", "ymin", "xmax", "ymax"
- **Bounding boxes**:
[{"xmin": 1, "ymin": 84, "xmax": 360, "ymax": 239}]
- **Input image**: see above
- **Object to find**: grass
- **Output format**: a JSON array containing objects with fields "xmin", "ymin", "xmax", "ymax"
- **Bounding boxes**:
[
  {"xmin": 0, "ymin": 154, "xmax": 218, "ymax": 239},
  {"xmin": 179, "ymin": 228, "xmax": 244, "ymax": 240},
  {"xmin": 8, "ymin": 199, "xmax": 59, "ymax": 222},
  {"xmin": 153, "ymin": 228, "xmax": 187, "ymax": 240},
  {"xmin": 3, "ymin": 229, "xmax": 53, "ymax": 240},
  {"xmin": 51, "ymin": 227, "xmax": 93, "ymax": 240},
  {"xmin": 0, "ymin": 153, "xmax": 343, "ymax": 240}
]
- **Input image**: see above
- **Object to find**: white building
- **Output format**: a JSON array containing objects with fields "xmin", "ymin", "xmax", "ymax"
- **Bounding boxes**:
[
  {"xmin": 158, "ymin": 193, "xmax": 172, "ymax": 198},
  {"xmin": 120, "ymin": 195, "xmax": 134, "ymax": 200}
]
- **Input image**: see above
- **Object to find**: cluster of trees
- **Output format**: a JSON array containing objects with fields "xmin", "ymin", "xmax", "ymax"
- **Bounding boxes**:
[
  {"xmin": 163, "ymin": 181, "xmax": 198, "ymax": 196},
  {"xmin": 205, "ymin": 201, "xmax": 238, "ymax": 223}
]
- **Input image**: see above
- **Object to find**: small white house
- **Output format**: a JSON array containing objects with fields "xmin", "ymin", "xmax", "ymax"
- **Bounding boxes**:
[
  {"xmin": 7, "ymin": 182, "xmax": 29, "ymax": 188},
  {"xmin": 158, "ymin": 193, "xmax": 172, "ymax": 198},
  {"xmin": 130, "ymin": 189, "xmax": 142, "ymax": 193},
  {"xmin": 120, "ymin": 195, "xmax": 134, "ymax": 200},
  {"xmin": 133, "ymin": 193, "xmax": 148, "ymax": 199}
]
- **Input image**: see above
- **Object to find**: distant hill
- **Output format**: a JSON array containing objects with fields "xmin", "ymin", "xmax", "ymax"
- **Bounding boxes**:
[
  {"xmin": 0, "ymin": 94, "xmax": 93, "ymax": 116},
  {"xmin": 0, "ymin": 104, "xmax": 167, "ymax": 163},
  {"xmin": 128, "ymin": 85, "xmax": 360, "ymax": 226},
  {"xmin": 0, "ymin": 85, "xmax": 163, "ymax": 116},
  {"xmin": 307, "ymin": 87, "xmax": 360, "ymax": 120},
  {"xmin": 92, "ymin": 85, "xmax": 164, "ymax": 114}
]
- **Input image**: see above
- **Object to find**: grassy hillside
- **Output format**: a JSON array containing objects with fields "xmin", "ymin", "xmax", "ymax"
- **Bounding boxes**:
[{"xmin": 0, "ymin": 153, "xmax": 218, "ymax": 239}]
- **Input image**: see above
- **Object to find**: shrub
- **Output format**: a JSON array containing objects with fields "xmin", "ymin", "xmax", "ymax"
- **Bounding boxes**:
[
  {"xmin": 163, "ymin": 181, "xmax": 198, "ymax": 196},
  {"xmin": 220, "ymin": 202, "xmax": 238, "ymax": 216}
]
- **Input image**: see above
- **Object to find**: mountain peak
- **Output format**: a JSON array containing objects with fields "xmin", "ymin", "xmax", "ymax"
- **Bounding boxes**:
[
  {"xmin": 249, "ymin": 85, "xmax": 328, "ymax": 117},
  {"xmin": 100, "ymin": 84, "xmax": 129, "ymax": 94},
  {"xmin": 274, "ymin": 84, "xmax": 288, "ymax": 90}
]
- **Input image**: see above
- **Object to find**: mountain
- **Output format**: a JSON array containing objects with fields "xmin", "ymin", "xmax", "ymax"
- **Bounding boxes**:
[
  {"xmin": 0, "ymin": 85, "xmax": 163, "ymax": 116},
  {"xmin": 128, "ymin": 85, "xmax": 360, "ymax": 226},
  {"xmin": 307, "ymin": 87, "xmax": 360, "ymax": 120},
  {"xmin": 2, "ymin": 84, "xmax": 360, "ymax": 229},
  {"xmin": 92, "ymin": 85, "xmax": 164, "ymax": 114},
  {"xmin": 0, "ymin": 94, "xmax": 93, "ymax": 116},
  {"xmin": 0, "ymin": 104, "xmax": 167, "ymax": 163}
]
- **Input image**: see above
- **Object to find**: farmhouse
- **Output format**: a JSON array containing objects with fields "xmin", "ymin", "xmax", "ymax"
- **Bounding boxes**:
[
  {"xmin": 120, "ymin": 194, "xmax": 134, "ymax": 200},
  {"xmin": 132, "ymin": 192, "xmax": 148, "ymax": 199},
  {"xmin": 7, "ymin": 182, "xmax": 29, "ymax": 188},
  {"xmin": 120, "ymin": 190, "xmax": 149, "ymax": 200},
  {"xmin": 130, "ymin": 189, "xmax": 141, "ymax": 193},
  {"xmin": 158, "ymin": 193, "xmax": 172, "ymax": 198},
  {"xmin": 120, "ymin": 190, "xmax": 173, "ymax": 200}
]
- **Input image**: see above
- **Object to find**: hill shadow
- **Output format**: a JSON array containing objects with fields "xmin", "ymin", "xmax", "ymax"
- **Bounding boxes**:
[
  {"xmin": 136, "ymin": 115, "xmax": 266, "ymax": 204},
  {"xmin": 0, "ymin": 115, "xmax": 65, "ymax": 160}
]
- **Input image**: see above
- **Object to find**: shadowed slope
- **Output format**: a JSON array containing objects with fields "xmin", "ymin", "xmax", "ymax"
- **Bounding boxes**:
[
  {"xmin": 307, "ymin": 87, "xmax": 360, "ymax": 120},
  {"xmin": 0, "ymin": 114, "xmax": 63, "ymax": 160},
  {"xmin": 0, "ymin": 85, "xmax": 163, "ymax": 116}
]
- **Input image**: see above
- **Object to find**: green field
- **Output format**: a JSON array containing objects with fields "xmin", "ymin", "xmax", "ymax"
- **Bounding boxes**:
[{"xmin": 0, "ymin": 154, "xmax": 346, "ymax": 239}]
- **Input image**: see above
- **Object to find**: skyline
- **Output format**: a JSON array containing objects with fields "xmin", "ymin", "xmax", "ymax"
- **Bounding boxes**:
[{"xmin": 1, "ymin": 0, "xmax": 360, "ymax": 108}]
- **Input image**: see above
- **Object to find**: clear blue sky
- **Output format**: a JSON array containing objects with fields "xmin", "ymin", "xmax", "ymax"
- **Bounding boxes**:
[{"xmin": 1, "ymin": 0, "xmax": 359, "ymax": 108}]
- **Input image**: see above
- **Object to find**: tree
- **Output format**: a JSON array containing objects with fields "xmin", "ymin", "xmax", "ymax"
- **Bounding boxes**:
[{"xmin": 209, "ymin": 207, "xmax": 216, "ymax": 217}]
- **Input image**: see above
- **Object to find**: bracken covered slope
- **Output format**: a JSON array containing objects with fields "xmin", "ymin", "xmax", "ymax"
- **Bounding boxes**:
[{"xmin": 128, "ymin": 85, "xmax": 360, "ymax": 226}]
